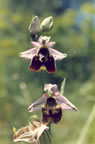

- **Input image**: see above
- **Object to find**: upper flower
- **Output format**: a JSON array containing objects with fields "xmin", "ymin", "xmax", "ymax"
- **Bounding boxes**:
[
  {"xmin": 13, "ymin": 120, "xmax": 48, "ymax": 143},
  {"xmin": 28, "ymin": 84, "xmax": 78, "ymax": 124},
  {"xmin": 20, "ymin": 36, "xmax": 67, "ymax": 73}
]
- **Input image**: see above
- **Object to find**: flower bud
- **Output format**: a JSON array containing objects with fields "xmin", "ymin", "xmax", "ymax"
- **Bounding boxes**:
[
  {"xmin": 28, "ymin": 16, "xmax": 40, "ymax": 34},
  {"xmin": 30, "ymin": 115, "xmax": 38, "ymax": 120},
  {"xmin": 40, "ymin": 16, "xmax": 53, "ymax": 33}
]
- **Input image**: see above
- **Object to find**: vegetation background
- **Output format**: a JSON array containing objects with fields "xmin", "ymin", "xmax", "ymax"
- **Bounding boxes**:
[{"xmin": 0, "ymin": 0, "xmax": 95, "ymax": 144}]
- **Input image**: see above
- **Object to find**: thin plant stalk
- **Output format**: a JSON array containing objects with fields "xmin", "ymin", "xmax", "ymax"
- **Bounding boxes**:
[{"xmin": 77, "ymin": 104, "xmax": 95, "ymax": 144}]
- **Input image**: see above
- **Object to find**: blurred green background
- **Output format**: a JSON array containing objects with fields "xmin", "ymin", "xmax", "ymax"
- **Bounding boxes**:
[{"xmin": 0, "ymin": 0, "xmax": 95, "ymax": 144}]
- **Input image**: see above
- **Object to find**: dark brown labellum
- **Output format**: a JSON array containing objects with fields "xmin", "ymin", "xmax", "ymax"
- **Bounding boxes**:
[
  {"xmin": 29, "ymin": 47, "xmax": 56, "ymax": 73},
  {"xmin": 42, "ymin": 97, "xmax": 62, "ymax": 124}
]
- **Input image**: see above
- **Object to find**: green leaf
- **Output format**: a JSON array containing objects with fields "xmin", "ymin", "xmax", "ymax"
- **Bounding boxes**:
[{"xmin": 39, "ymin": 130, "xmax": 51, "ymax": 144}]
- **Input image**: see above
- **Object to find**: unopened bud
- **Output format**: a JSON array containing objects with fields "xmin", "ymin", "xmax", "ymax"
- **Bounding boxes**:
[
  {"xmin": 30, "ymin": 115, "xmax": 38, "ymax": 120},
  {"xmin": 28, "ymin": 16, "xmax": 40, "ymax": 34},
  {"xmin": 13, "ymin": 127, "xmax": 16, "ymax": 134},
  {"xmin": 40, "ymin": 16, "xmax": 53, "ymax": 33}
]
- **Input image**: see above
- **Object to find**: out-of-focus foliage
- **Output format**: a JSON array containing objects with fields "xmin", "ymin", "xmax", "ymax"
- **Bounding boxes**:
[{"xmin": 0, "ymin": 0, "xmax": 95, "ymax": 144}]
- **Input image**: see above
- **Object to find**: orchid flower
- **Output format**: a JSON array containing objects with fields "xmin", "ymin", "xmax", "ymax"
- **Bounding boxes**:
[
  {"xmin": 13, "ymin": 120, "xmax": 49, "ymax": 143},
  {"xmin": 28, "ymin": 84, "xmax": 78, "ymax": 124},
  {"xmin": 20, "ymin": 36, "xmax": 67, "ymax": 73}
]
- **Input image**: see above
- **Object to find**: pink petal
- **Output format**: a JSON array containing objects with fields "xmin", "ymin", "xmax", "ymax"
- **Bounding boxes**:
[
  {"xmin": 19, "ymin": 48, "xmax": 37, "ymax": 60},
  {"xmin": 31, "ymin": 41, "xmax": 40, "ymax": 47},
  {"xmin": 28, "ymin": 94, "xmax": 48, "ymax": 112},
  {"xmin": 38, "ymin": 36, "xmax": 43, "ymax": 44},
  {"xmin": 46, "ymin": 42, "xmax": 56, "ymax": 48},
  {"xmin": 44, "ymin": 84, "xmax": 58, "ymax": 94},
  {"xmin": 45, "ymin": 36, "xmax": 51, "ymax": 44},
  {"xmin": 49, "ymin": 48, "xmax": 67, "ymax": 60},
  {"xmin": 51, "ymin": 84, "xmax": 58, "ymax": 93}
]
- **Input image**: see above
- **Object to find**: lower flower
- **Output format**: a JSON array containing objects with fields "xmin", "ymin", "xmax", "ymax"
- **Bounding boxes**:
[{"xmin": 28, "ymin": 83, "xmax": 78, "ymax": 124}]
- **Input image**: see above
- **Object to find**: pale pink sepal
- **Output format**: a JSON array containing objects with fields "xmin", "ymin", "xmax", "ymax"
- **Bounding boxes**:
[
  {"xmin": 49, "ymin": 48, "xmax": 67, "ymax": 60},
  {"xmin": 56, "ymin": 92, "xmax": 78, "ymax": 111},
  {"xmin": 19, "ymin": 48, "xmax": 37, "ymax": 60},
  {"xmin": 28, "ymin": 94, "xmax": 48, "ymax": 112}
]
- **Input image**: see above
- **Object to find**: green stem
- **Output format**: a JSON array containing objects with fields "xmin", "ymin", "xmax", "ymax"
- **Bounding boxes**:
[
  {"xmin": 45, "ymin": 130, "xmax": 52, "ymax": 144},
  {"xmin": 48, "ymin": 123, "xmax": 51, "ymax": 134}
]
